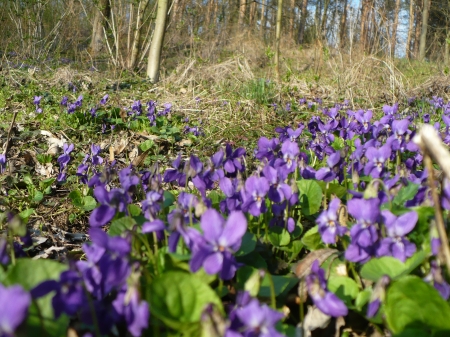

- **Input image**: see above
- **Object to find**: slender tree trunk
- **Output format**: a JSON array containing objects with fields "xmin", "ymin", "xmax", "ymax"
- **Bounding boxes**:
[
  {"xmin": 128, "ymin": 0, "xmax": 150, "ymax": 69},
  {"xmin": 339, "ymin": 0, "xmax": 348, "ymax": 49},
  {"xmin": 249, "ymin": 0, "xmax": 256, "ymax": 27},
  {"xmin": 406, "ymin": 0, "xmax": 414, "ymax": 59},
  {"xmin": 359, "ymin": 0, "xmax": 370, "ymax": 51},
  {"xmin": 206, "ymin": 0, "xmax": 213, "ymax": 27},
  {"xmin": 260, "ymin": 0, "xmax": 267, "ymax": 37},
  {"xmin": 314, "ymin": 0, "xmax": 321, "ymax": 39},
  {"xmin": 147, "ymin": 0, "xmax": 169, "ymax": 83},
  {"xmin": 320, "ymin": 0, "xmax": 330, "ymax": 41},
  {"xmin": 90, "ymin": 0, "xmax": 111, "ymax": 55},
  {"xmin": 238, "ymin": 0, "xmax": 246, "ymax": 27},
  {"xmin": 391, "ymin": 0, "xmax": 401, "ymax": 57},
  {"xmin": 419, "ymin": 0, "xmax": 430, "ymax": 60},
  {"xmin": 414, "ymin": 0, "xmax": 422, "ymax": 58},
  {"xmin": 172, "ymin": 0, "xmax": 180, "ymax": 23},
  {"xmin": 289, "ymin": 0, "xmax": 295, "ymax": 40},
  {"xmin": 446, "ymin": 31, "xmax": 450, "ymax": 65},
  {"xmin": 212, "ymin": 0, "xmax": 218, "ymax": 32},
  {"xmin": 275, "ymin": 0, "xmax": 283, "ymax": 81},
  {"xmin": 297, "ymin": 0, "xmax": 308, "ymax": 43}
]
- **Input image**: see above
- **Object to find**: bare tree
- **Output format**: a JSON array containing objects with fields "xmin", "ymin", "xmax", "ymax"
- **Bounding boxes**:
[
  {"xmin": 339, "ymin": 0, "xmax": 348, "ymax": 49},
  {"xmin": 390, "ymin": 0, "xmax": 401, "ymax": 57},
  {"xmin": 147, "ymin": 0, "xmax": 169, "ymax": 82},
  {"xmin": 128, "ymin": 0, "xmax": 150, "ymax": 69},
  {"xmin": 406, "ymin": 0, "xmax": 414, "ymax": 58},
  {"xmin": 414, "ymin": 0, "xmax": 422, "ymax": 58},
  {"xmin": 275, "ymin": 0, "xmax": 283, "ymax": 81},
  {"xmin": 359, "ymin": 0, "xmax": 371, "ymax": 51},
  {"xmin": 419, "ymin": 0, "xmax": 430, "ymax": 60},
  {"xmin": 297, "ymin": 0, "xmax": 308, "ymax": 43},
  {"xmin": 238, "ymin": 0, "xmax": 246, "ymax": 27},
  {"xmin": 289, "ymin": 0, "xmax": 296, "ymax": 40},
  {"xmin": 90, "ymin": 0, "xmax": 111, "ymax": 55},
  {"xmin": 260, "ymin": 0, "xmax": 267, "ymax": 37}
]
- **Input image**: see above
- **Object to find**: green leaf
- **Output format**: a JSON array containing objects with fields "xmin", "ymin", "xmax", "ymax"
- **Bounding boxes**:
[
  {"xmin": 236, "ymin": 231, "xmax": 256, "ymax": 256},
  {"xmin": 327, "ymin": 276, "xmax": 359, "ymax": 305},
  {"xmin": 81, "ymin": 196, "xmax": 97, "ymax": 211},
  {"xmin": 385, "ymin": 276, "xmax": 450, "ymax": 335},
  {"xmin": 268, "ymin": 227, "xmax": 290, "ymax": 247},
  {"xmin": 69, "ymin": 190, "xmax": 83, "ymax": 207},
  {"xmin": 4, "ymin": 259, "xmax": 68, "ymax": 337},
  {"xmin": 360, "ymin": 252, "xmax": 426, "ymax": 282},
  {"xmin": 355, "ymin": 288, "xmax": 372, "ymax": 311},
  {"xmin": 32, "ymin": 190, "xmax": 44, "ymax": 203},
  {"xmin": 360, "ymin": 257, "xmax": 406, "ymax": 281},
  {"xmin": 393, "ymin": 183, "xmax": 420, "ymax": 206},
  {"xmin": 317, "ymin": 181, "xmax": 348, "ymax": 199},
  {"xmin": 108, "ymin": 216, "xmax": 136, "ymax": 236},
  {"xmin": 296, "ymin": 180, "xmax": 323, "ymax": 215},
  {"xmin": 19, "ymin": 208, "xmax": 34, "ymax": 222},
  {"xmin": 139, "ymin": 139, "xmax": 154, "ymax": 151},
  {"xmin": 301, "ymin": 225, "xmax": 325, "ymax": 251},
  {"xmin": 128, "ymin": 204, "xmax": 142, "ymax": 216},
  {"xmin": 148, "ymin": 271, "xmax": 223, "ymax": 331},
  {"xmin": 39, "ymin": 178, "xmax": 55, "ymax": 191},
  {"xmin": 163, "ymin": 191, "xmax": 176, "ymax": 209},
  {"xmin": 259, "ymin": 274, "xmax": 298, "ymax": 298},
  {"xmin": 23, "ymin": 175, "xmax": 34, "ymax": 186}
]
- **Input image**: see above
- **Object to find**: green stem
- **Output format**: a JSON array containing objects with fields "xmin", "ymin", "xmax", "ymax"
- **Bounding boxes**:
[{"xmin": 266, "ymin": 273, "xmax": 277, "ymax": 309}]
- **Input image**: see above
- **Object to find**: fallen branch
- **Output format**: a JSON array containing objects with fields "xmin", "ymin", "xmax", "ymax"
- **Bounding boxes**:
[
  {"xmin": 414, "ymin": 124, "xmax": 450, "ymax": 276},
  {"xmin": 2, "ymin": 110, "xmax": 19, "ymax": 156}
]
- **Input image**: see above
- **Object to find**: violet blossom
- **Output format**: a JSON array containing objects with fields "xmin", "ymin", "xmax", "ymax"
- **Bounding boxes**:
[
  {"xmin": 306, "ymin": 260, "xmax": 348, "ymax": 317},
  {"xmin": 190, "ymin": 209, "xmax": 247, "ymax": 280},
  {"xmin": 316, "ymin": 198, "xmax": 347, "ymax": 244}
]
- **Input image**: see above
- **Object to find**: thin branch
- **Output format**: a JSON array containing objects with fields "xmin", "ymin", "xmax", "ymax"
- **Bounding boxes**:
[{"xmin": 414, "ymin": 124, "xmax": 450, "ymax": 275}]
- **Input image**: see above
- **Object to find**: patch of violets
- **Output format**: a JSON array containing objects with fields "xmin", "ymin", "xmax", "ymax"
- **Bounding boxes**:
[{"xmin": 6, "ymin": 94, "xmax": 450, "ymax": 335}]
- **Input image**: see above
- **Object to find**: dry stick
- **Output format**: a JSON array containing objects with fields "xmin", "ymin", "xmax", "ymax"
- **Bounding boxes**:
[
  {"xmin": 2, "ymin": 110, "xmax": 19, "ymax": 156},
  {"xmin": 414, "ymin": 124, "xmax": 450, "ymax": 275}
]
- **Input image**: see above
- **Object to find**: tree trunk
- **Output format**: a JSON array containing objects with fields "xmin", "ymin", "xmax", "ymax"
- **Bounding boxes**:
[
  {"xmin": 90, "ymin": 0, "xmax": 111, "ymax": 55},
  {"xmin": 147, "ymin": 0, "xmax": 169, "ymax": 83},
  {"xmin": 414, "ymin": 0, "xmax": 422, "ymax": 58},
  {"xmin": 275, "ymin": 0, "xmax": 283, "ymax": 82},
  {"xmin": 339, "ymin": 0, "xmax": 348, "ymax": 49},
  {"xmin": 320, "ymin": 0, "xmax": 330, "ymax": 41},
  {"xmin": 128, "ymin": 0, "xmax": 150, "ymax": 70},
  {"xmin": 390, "ymin": 0, "xmax": 401, "ymax": 57},
  {"xmin": 359, "ymin": 0, "xmax": 370, "ymax": 51},
  {"xmin": 419, "ymin": 0, "xmax": 430, "ymax": 61},
  {"xmin": 297, "ymin": 0, "xmax": 308, "ymax": 43},
  {"xmin": 446, "ymin": 32, "xmax": 450, "ymax": 65},
  {"xmin": 238, "ymin": 0, "xmax": 246, "ymax": 27},
  {"xmin": 260, "ymin": 0, "xmax": 267, "ymax": 37},
  {"xmin": 406, "ymin": 0, "xmax": 414, "ymax": 59},
  {"xmin": 289, "ymin": 0, "xmax": 295, "ymax": 40},
  {"xmin": 249, "ymin": 0, "xmax": 256, "ymax": 27}
]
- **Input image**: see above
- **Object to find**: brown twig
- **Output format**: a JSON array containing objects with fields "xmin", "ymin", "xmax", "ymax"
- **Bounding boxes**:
[
  {"xmin": 414, "ymin": 124, "xmax": 450, "ymax": 275},
  {"xmin": 2, "ymin": 110, "xmax": 19, "ymax": 156}
]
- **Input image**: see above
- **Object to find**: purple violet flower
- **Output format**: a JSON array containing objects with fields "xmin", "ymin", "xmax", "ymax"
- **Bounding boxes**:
[
  {"xmin": 345, "ymin": 198, "xmax": 381, "ymax": 263},
  {"xmin": 306, "ymin": 260, "xmax": 348, "ymax": 317},
  {"xmin": 190, "ymin": 209, "xmax": 247, "ymax": 280},
  {"xmin": 364, "ymin": 144, "xmax": 392, "ymax": 178},
  {"xmin": 233, "ymin": 299, "xmax": 285, "ymax": 337},
  {"xmin": 0, "ymin": 154, "xmax": 6, "ymax": 174},
  {"xmin": 316, "ymin": 198, "xmax": 347, "ymax": 244},
  {"xmin": 223, "ymin": 144, "xmax": 246, "ymax": 175},
  {"xmin": 100, "ymin": 94, "xmax": 109, "ymax": 105},
  {"xmin": 377, "ymin": 210, "xmax": 417, "ymax": 262},
  {"xmin": 0, "ymin": 284, "xmax": 31, "ymax": 335},
  {"xmin": 242, "ymin": 176, "xmax": 269, "ymax": 216}
]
